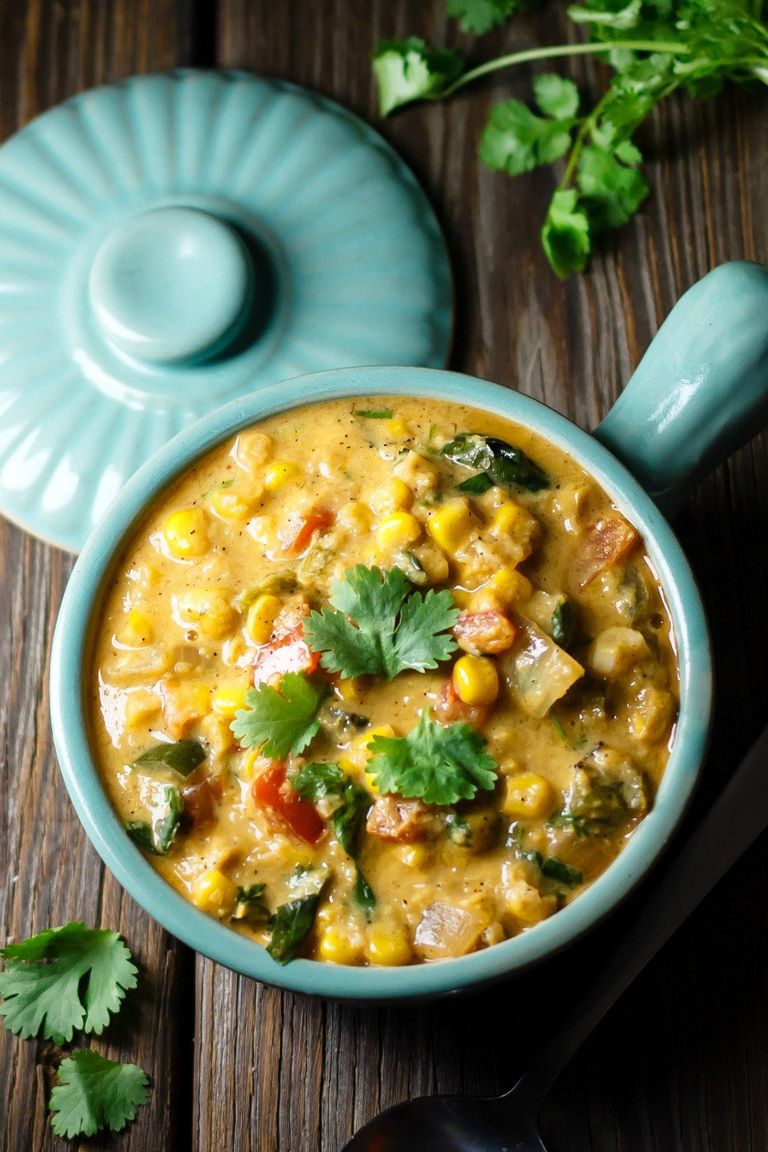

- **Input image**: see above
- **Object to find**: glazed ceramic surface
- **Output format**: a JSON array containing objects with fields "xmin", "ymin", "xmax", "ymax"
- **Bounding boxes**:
[
  {"xmin": 0, "ymin": 70, "xmax": 452, "ymax": 552},
  {"xmin": 49, "ymin": 262, "xmax": 768, "ymax": 1000}
]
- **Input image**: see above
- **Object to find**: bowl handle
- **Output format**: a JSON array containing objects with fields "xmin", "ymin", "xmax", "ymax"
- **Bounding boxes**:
[{"xmin": 593, "ymin": 261, "xmax": 768, "ymax": 516}]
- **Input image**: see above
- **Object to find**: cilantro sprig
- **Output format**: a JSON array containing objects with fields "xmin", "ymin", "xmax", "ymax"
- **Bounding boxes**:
[
  {"xmin": 373, "ymin": 0, "xmax": 768, "ymax": 274},
  {"xmin": 0, "ymin": 923, "xmax": 138, "ymax": 1044},
  {"xmin": 231, "ymin": 672, "xmax": 327, "ymax": 758},
  {"xmin": 305, "ymin": 565, "xmax": 459, "ymax": 680},
  {"xmin": 367, "ymin": 711, "xmax": 499, "ymax": 805},
  {"xmin": 49, "ymin": 1050, "xmax": 149, "ymax": 1139},
  {"xmin": 1, "ymin": 922, "xmax": 150, "ymax": 1139}
]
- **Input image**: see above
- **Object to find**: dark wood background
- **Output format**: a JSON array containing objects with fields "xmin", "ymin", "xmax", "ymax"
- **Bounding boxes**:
[{"xmin": 1, "ymin": 2, "xmax": 767, "ymax": 1150}]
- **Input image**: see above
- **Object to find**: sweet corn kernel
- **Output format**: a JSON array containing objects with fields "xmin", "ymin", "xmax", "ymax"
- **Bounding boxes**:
[
  {"xmin": 163, "ymin": 507, "xmax": 209, "ymax": 559},
  {"xmin": 245, "ymin": 593, "xmax": 282, "ymax": 645},
  {"xmin": 491, "ymin": 567, "xmax": 533, "ymax": 605},
  {"xmin": 116, "ymin": 608, "xmax": 154, "ymax": 647},
  {"xmin": 317, "ymin": 926, "xmax": 361, "ymax": 965},
  {"xmin": 369, "ymin": 478, "xmax": 413, "ymax": 515},
  {"xmin": 376, "ymin": 510, "xmax": 421, "ymax": 552},
  {"xmin": 468, "ymin": 587, "xmax": 504, "ymax": 614},
  {"xmin": 124, "ymin": 688, "xmax": 160, "ymax": 727},
  {"xmin": 397, "ymin": 843, "xmax": 430, "ymax": 869},
  {"xmin": 341, "ymin": 724, "xmax": 394, "ymax": 789},
  {"xmin": 233, "ymin": 430, "xmax": 273, "ymax": 472},
  {"xmin": 505, "ymin": 880, "xmax": 557, "ymax": 926},
  {"xmin": 501, "ymin": 772, "xmax": 556, "ymax": 819},
  {"xmin": 488, "ymin": 502, "xmax": 528, "ymax": 537},
  {"xmin": 426, "ymin": 498, "xmax": 476, "ymax": 554},
  {"xmin": 452, "ymin": 654, "xmax": 500, "ymax": 706},
  {"xmin": 173, "ymin": 588, "xmax": 235, "ymax": 640},
  {"xmin": 191, "ymin": 868, "xmax": 238, "ymax": 917},
  {"xmin": 209, "ymin": 487, "xmax": 260, "ymax": 523},
  {"xmin": 382, "ymin": 416, "xmax": 410, "ymax": 440},
  {"xmin": 212, "ymin": 680, "xmax": 250, "ymax": 718},
  {"xmin": 337, "ymin": 500, "xmax": 373, "ymax": 534},
  {"xmin": 335, "ymin": 677, "xmax": 364, "ymax": 704},
  {"xmin": 263, "ymin": 460, "xmax": 302, "ymax": 491},
  {"xmin": 366, "ymin": 924, "xmax": 412, "ymax": 966}
]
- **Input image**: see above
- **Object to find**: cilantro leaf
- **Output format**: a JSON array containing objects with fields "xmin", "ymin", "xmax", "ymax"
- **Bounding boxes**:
[
  {"xmin": 480, "ymin": 99, "xmax": 574, "ymax": 174},
  {"xmin": 305, "ymin": 566, "xmax": 459, "ymax": 681},
  {"xmin": 231, "ymin": 672, "xmax": 326, "ymax": 758},
  {"xmin": 49, "ymin": 1050, "xmax": 149, "ymax": 1138},
  {"xmin": 533, "ymin": 73, "xmax": 580, "ymax": 120},
  {"xmin": 373, "ymin": 38, "xmax": 465, "ymax": 116},
  {"xmin": 577, "ymin": 141, "xmax": 649, "ymax": 229},
  {"xmin": 367, "ymin": 711, "xmax": 498, "ymax": 806},
  {"xmin": 551, "ymin": 599, "xmax": 578, "ymax": 649},
  {"xmin": 290, "ymin": 763, "xmax": 375, "ymax": 906},
  {"xmin": 447, "ymin": 0, "xmax": 520, "ymax": 34},
  {"xmin": 541, "ymin": 189, "xmax": 591, "ymax": 278},
  {"xmin": 0, "ymin": 923, "xmax": 137, "ymax": 1044}
]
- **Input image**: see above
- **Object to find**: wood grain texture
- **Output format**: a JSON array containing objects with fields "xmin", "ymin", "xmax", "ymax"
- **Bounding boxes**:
[
  {"xmin": 0, "ymin": 4, "xmax": 196, "ymax": 1152},
  {"xmin": 1, "ymin": 1, "xmax": 767, "ymax": 1150}
]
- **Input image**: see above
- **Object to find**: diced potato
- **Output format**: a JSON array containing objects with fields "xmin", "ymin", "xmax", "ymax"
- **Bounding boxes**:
[
  {"xmin": 502, "ymin": 879, "xmax": 557, "ymax": 926},
  {"xmin": 392, "ymin": 450, "xmax": 439, "ymax": 496},
  {"xmin": 124, "ymin": 688, "xmax": 161, "ymax": 727},
  {"xmin": 369, "ymin": 477, "xmax": 413, "ymax": 515},
  {"xmin": 548, "ymin": 480, "xmax": 594, "ymax": 534},
  {"xmin": 337, "ymin": 501, "xmax": 373, "ymax": 534},
  {"xmin": 396, "ymin": 843, "xmax": 431, "ymax": 868},
  {"xmin": 116, "ymin": 608, "xmax": 154, "ymax": 648},
  {"xmin": 406, "ymin": 541, "xmax": 450, "ymax": 584},
  {"xmin": 628, "ymin": 686, "xmax": 675, "ymax": 743},
  {"xmin": 454, "ymin": 609, "xmax": 516, "ymax": 656},
  {"xmin": 161, "ymin": 678, "xmax": 211, "ymax": 739},
  {"xmin": 578, "ymin": 516, "xmax": 639, "ymax": 587},
  {"xmin": 413, "ymin": 901, "xmax": 489, "ymax": 960},
  {"xmin": 209, "ymin": 487, "xmax": 260, "ymax": 523},
  {"xmin": 173, "ymin": 588, "xmax": 236, "ymax": 641},
  {"xmin": 105, "ymin": 646, "xmax": 172, "ymax": 685},
  {"xmin": 233, "ymin": 430, "xmax": 273, "ymax": 472},
  {"xmin": 211, "ymin": 679, "xmax": 250, "ymax": 718},
  {"xmin": 502, "ymin": 617, "xmax": 584, "ymax": 719},
  {"xmin": 588, "ymin": 627, "xmax": 650, "ymax": 679}
]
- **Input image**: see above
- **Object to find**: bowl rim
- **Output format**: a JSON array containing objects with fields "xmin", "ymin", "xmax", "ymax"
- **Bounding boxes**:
[{"xmin": 50, "ymin": 365, "xmax": 712, "ymax": 1000}]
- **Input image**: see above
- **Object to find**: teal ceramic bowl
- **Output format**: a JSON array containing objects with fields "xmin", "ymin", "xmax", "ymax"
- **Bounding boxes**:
[{"xmin": 50, "ymin": 262, "xmax": 768, "ymax": 1000}]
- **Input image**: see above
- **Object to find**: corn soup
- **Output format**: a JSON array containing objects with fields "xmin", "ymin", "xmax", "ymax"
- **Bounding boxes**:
[{"xmin": 90, "ymin": 397, "xmax": 678, "ymax": 966}]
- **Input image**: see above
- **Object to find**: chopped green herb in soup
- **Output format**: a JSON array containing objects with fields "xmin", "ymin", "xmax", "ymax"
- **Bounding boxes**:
[{"xmin": 90, "ymin": 398, "xmax": 678, "ymax": 965}]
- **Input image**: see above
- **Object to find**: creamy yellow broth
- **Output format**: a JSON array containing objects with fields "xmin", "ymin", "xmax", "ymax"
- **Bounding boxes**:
[{"xmin": 90, "ymin": 397, "xmax": 678, "ymax": 966}]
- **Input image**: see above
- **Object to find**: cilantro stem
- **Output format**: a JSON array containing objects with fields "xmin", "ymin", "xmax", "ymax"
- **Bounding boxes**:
[
  {"xmin": 446, "ymin": 39, "xmax": 691, "ymax": 95},
  {"xmin": 754, "ymin": 64, "xmax": 768, "ymax": 84}
]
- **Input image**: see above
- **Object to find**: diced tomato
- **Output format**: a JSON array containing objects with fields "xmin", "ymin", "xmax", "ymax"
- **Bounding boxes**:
[
  {"xmin": 251, "ymin": 762, "xmax": 325, "ymax": 844},
  {"xmin": 453, "ymin": 609, "xmax": 517, "ymax": 655},
  {"xmin": 282, "ymin": 508, "xmax": 333, "ymax": 556},
  {"xmin": 436, "ymin": 680, "xmax": 491, "ymax": 729},
  {"xmin": 252, "ymin": 626, "xmax": 321, "ymax": 686}
]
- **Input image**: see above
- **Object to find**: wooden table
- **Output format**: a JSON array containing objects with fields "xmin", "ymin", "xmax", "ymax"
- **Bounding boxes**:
[{"xmin": 1, "ymin": 3, "xmax": 767, "ymax": 1150}]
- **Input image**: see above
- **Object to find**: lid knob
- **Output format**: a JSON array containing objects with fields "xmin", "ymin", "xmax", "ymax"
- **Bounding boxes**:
[{"xmin": 89, "ymin": 207, "xmax": 253, "ymax": 366}]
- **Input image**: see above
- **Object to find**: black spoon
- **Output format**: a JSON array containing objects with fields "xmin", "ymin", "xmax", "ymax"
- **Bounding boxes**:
[{"xmin": 341, "ymin": 721, "xmax": 768, "ymax": 1152}]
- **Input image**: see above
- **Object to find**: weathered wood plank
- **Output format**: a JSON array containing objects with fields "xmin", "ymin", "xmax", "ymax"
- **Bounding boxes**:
[
  {"xmin": 0, "ymin": 4, "xmax": 196, "ymax": 1150},
  {"xmin": 208, "ymin": 3, "xmax": 768, "ymax": 1151}
]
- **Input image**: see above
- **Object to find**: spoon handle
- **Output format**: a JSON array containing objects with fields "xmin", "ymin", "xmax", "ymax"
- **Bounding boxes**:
[{"xmin": 512, "ymin": 720, "xmax": 768, "ymax": 1104}]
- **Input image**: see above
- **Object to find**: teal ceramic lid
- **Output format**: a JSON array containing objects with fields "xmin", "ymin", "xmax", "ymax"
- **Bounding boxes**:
[{"xmin": 0, "ymin": 70, "xmax": 452, "ymax": 551}]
